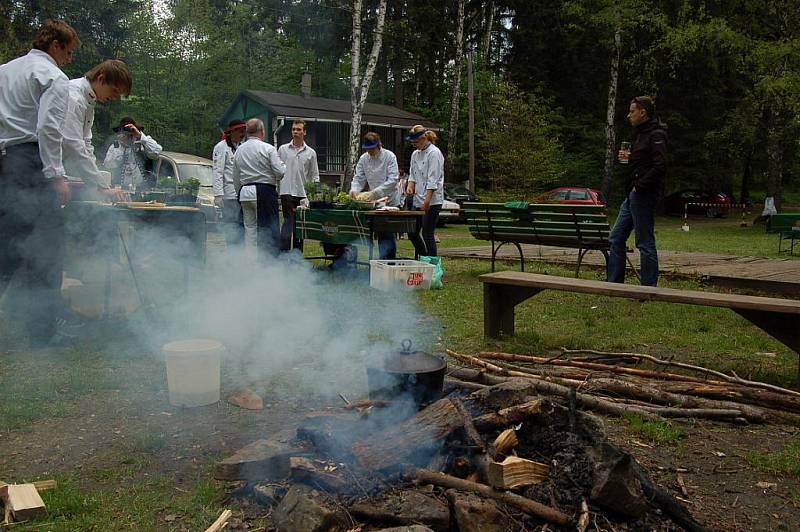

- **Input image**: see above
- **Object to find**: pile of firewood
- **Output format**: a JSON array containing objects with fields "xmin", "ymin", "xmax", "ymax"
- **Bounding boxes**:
[
  {"xmin": 217, "ymin": 376, "xmax": 711, "ymax": 531},
  {"xmin": 447, "ymin": 348, "xmax": 800, "ymax": 425}
]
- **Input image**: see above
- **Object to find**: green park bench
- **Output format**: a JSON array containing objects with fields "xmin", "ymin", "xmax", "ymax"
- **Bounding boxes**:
[
  {"xmin": 462, "ymin": 202, "xmax": 612, "ymax": 276},
  {"xmin": 766, "ymin": 213, "xmax": 800, "ymax": 254},
  {"xmin": 479, "ymin": 271, "xmax": 800, "ymax": 383}
]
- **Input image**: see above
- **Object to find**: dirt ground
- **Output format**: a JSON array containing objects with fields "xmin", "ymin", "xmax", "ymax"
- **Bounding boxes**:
[{"xmin": 3, "ymin": 357, "xmax": 800, "ymax": 531}]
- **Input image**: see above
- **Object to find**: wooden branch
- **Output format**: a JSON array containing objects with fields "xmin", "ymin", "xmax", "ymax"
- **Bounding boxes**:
[
  {"xmin": 407, "ymin": 467, "xmax": 572, "ymax": 527},
  {"xmin": 445, "ymin": 376, "xmax": 489, "ymax": 391},
  {"xmin": 560, "ymin": 347, "xmax": 800, "ymax": 398},
  {"xmin": 487, "ymin": 456, "xmax": 549, "ymax": 489},
  {"xmin": 492, "ymin": 429, "xmax": 519, "ymax": 456},
  {"xmin": 577, "ymin": 498, "xmax": 589, "ymax": 532},
  {"xmin": 450, "ymin": 350, "xmax": 748, "ymax": 421},
  {"xmin": 479, "ymin": 351, "xmax": 705, "ymax": 383},
  {"xmin": 204, "ymin": 509, "xmax": 232, "ymax": 532}
]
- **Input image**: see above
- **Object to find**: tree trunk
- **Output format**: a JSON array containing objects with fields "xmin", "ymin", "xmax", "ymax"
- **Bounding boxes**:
[
  {"xmin": 346, "ymin": 0, "xmax": 388, "ymax": 190},
  {"xmin": 467, "ymin": 52, "xmax": 475, "ymax": 192},
  {"xmin": 766, "ymin": 104, "xmax": 783, "ymax": 210},
  {"xmin": 445, "ymin": 0, "xmax": 466, "ymax": 179},
  {"xmin": 740, "ymin": 146, "xmax": 753, "ymax": 205},
  {"xmin": 602, "ymin": 24, "xmax": 621, "ymax": 202},
  {"xmin": 480, "ymin": 0, "xmax": 495, "ymax": 62}
]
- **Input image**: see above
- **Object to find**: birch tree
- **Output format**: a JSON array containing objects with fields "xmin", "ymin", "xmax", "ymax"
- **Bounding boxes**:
[
  {"xmin": 602, "ymin": 23, "xmax": 621, "ymax": 201},
  {"xmin": 446, "ymin": 0, "xmax": 466, "ymax": 179},
  {"xmin": 346, "ymin": 0, "xmax": 388, "ymax": 186}
]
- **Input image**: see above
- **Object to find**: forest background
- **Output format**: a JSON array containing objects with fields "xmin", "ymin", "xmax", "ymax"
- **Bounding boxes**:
[{"xmin": 1, "ymin": 0, "xmax": 798, "ymax": 207}]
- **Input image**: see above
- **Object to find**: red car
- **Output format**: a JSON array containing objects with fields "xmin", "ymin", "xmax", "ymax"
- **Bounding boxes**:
[{"xmin": 541, "ymin": 187, "xmax": 607, "ymax": 206}]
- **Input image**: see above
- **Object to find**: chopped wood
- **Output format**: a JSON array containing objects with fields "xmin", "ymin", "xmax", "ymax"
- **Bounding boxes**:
[
  {"xmin": 213, "ymin": 433, "xmax": 309, "ymax": 480},
  {"xmin": 0, "ymin": 483, "xmax": 46, "ymax": 522},
  {"xmin": 577, "ymin": 498, "xmax": 590, "ymax": 532},
  {"xmin": 407, "ymin": 467, "xmax": 572, "ymax": 527},
  {"xmin": 487, "ymin": 456, "xmax": 550, "ymax": 489},
  {"xmin": 451, "ymin": 398, "xmax": 485, "ymax": 452},
  {"xmin": 204, "ymin": 509, "xmax": 232, "ymax": 532},
  {"xmin": 472, "ymin": 399, "xmax": 549, "ymax": 432},
  {"xmin": 352, "ymin": 398, "xmax": 465, "ymax": 471},
  {"xmin": 492, "ymin": 428, "xmax": 519, "ymax": 456},
  {"xmin": 676, "ymin": 472, "xmax": 689, "ymax": 497}
]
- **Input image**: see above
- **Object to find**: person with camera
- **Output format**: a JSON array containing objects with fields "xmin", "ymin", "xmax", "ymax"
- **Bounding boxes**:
[{"xmin": 103, "ymin": 116, "xmax": 162, "ymax": 191}]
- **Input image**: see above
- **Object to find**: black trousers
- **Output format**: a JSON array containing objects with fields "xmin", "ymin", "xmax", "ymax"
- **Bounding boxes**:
[
  {"xmin": 279, "ymin": 195, "xmax": 303, "ymax": 251},
  {"xmin": 409, "ymin": 204, "xmax": 442, "ymax": 257},
  {"xmin": 0, "ymin": 143, "xmax": 65, "ymax": 343}
]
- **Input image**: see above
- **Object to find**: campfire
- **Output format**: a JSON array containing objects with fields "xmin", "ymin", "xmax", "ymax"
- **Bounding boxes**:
[{"xmin": 213, "ymin": 349, "xmax": 725, "ymax": 531}]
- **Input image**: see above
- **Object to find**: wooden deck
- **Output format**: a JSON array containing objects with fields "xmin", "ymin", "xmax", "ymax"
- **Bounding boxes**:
[{"xmin": 440, "ymin": 244, "xmax": 800, "ymax": 296}]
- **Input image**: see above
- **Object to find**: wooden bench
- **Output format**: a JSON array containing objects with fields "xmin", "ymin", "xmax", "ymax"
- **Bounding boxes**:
[
  {"xmin": 766, "ymin": 214, "xmax": 800, "ymax": 254},
  {"xmin": 463, "ymin": 202, "xmax": 613, "ymax": 276},
  {"xmin": 480, "ymin": 271, "xmax": 800, "ymax": 383}
]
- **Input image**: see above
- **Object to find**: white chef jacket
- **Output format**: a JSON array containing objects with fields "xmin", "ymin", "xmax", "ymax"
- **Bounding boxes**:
[
  {"xmin": 61, "ymin": 77, "xmax": 109, "ymax": 189},
  {"xmin": 212, "ymin": 139, "xmax": 237, "ymax": 199},
  {"xmin": 103, "ymin": 131, "xmax": 162, "ymax": 188},
  {"xmin": 277, "ymin": 141, "xmax": 320, "ymax": 198},
  {"xmin": 409, "ymin": 141, "xmax": 444, "ymax": 208},
  {"xmin": 232, "ymin": 136, "xmax": 286, "ymax": 202},
  {"xmin": 350, "ymin": 148, "xmax": 401, "ymax": 206},
  {"xmin": 0, "ymin": 49, "xmax": 69, "ymax": 179}
]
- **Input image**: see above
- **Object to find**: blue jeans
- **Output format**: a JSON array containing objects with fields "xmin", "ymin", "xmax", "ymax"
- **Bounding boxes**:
[{"xmin": 607, "ymin": 190, "xmax": 659, "ymax": 286}]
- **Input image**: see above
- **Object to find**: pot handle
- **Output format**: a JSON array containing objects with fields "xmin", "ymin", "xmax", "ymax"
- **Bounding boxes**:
[{"xmin": 401, "ymin": 338, "xmax": 413, "ymax": 353}]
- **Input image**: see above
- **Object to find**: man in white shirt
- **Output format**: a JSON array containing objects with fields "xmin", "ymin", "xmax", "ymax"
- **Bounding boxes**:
[
  {"xmin": 278, "ymin": 120, "xmax": 319, "ymax": 251},
  {"xmin": 212, "ymin": 119, "xmax": 246, "ymax": 247},
  {"xmin": 0, "ymin": 19, "xmax": 81, "ymax": 347},
  {"xmin": 350, "ymin": 131, "xmax": 400, "ymax": 259},
  {"xmin": 232, "ymin": 118, "xmax": 286, "ymax": 260},
  {"xmin": 103, "ymin": 116, "xmax": 162, "ymax": 190},
  {"xmin": 63, "ymin": 60, "xmax": 131, "ymax": 201}
]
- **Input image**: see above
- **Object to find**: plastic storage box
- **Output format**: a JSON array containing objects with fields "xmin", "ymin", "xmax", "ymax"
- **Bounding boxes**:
[{"xmin": 369, "ymin": 259, "xmax": 435, "ymax": 291}]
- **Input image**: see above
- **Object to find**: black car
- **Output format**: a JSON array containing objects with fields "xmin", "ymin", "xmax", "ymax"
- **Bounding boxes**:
[
  {"xmin": 662, "ymin": 189, "xmax": 733, "ymax": 218},
  {"xmin": 444, "ymin": 183, "xmax": 480, "ymax": 221}
]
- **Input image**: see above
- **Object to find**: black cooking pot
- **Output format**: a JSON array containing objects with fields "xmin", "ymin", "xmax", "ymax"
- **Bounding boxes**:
[{"xmin": 366, "ymin": 339, "xmax": 447, "ymax": 405}]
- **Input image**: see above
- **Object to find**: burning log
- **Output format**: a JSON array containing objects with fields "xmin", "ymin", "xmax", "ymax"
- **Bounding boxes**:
[
  {"xmin": 487, "ymin": 456, "xmax": 550, "ymax": 489},
  {"xmin": 445, "ymin": 489, "xmax": 518, "ymax": 532},
  {"xmin": 352, "ymin": 398, "xmax": 465, "ymax": 471},
  {"xmin": 289, "ymin": 457, "xmax": 349, "ymax": 493},
  {"xmin": 349, "ymin": 489, "xmax": 450, "ymax": 531},
  {"xmin": 407, "ymin": 467, "xmax": 572, "ymax": 527}
]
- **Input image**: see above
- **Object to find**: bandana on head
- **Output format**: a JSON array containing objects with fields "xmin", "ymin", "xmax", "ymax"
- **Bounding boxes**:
[
  {"xmin": 361, "ymin": 138, "xmax": 380, "ymax": 149},
  {"xmin": 406, "ymin": 129, "xmax": 427, "ymax": 141}
]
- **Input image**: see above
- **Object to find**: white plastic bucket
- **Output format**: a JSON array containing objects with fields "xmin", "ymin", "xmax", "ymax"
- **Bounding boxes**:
[{"xmin": 163, "ymin": 339, "xmax": 223, "ymax": 407}]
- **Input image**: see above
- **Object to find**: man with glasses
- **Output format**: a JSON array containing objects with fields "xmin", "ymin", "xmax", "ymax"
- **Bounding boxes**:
[{"xmin": 607, "ymin": 95, "xmax": 668, "ymax": 286}]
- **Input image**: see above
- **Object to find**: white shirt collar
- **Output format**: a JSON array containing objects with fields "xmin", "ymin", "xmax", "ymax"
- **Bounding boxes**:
[
  {"xmin": 76, "ymin": 77, "xmax": 96, "ymax": 104},
  {"xmin": 28, "ymin": 48, "xmax": 58, "ymax": 68}
]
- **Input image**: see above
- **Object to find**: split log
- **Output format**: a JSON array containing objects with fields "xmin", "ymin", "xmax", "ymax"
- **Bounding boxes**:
[
  {"xmin": 407, "ymin": 467, "xmax": 572, "ymax": 527},
  {"xmin": 349, "ymin": 489, "xmax": 450, "ymax": 531},
  {"xmin": 352, "ymin": 398, "xmax": 464, "ymax": 471},
  {"xmin": 487, "ymin": 456, "xmax": 549, "ymax": 489},
  {"xmin": 472, "ymin": 399, "xmax": 550, "ymax": 432},
  {"xmin": 445, "ymin": 489, "xmax": 518, "ymax": 532},
  {"xmin": 492, "ymin": 429, "xmax": 518, "ymax": 456},
  {"xmin": 0, "ymin": 483, "xmax": 46, "ymax": 522},
  {"xmin": 451, "ymin": 398, "xmax": 492, "ymax": 479}
]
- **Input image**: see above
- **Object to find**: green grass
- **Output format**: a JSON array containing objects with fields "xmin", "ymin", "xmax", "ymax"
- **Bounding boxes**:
[
  {"xmin": 748, "ymin": 439, "xmax": 800, "ymax": 478},
  {"xmin": 623, "ymin": 412, "xmax": 687, "ymax": 444}
]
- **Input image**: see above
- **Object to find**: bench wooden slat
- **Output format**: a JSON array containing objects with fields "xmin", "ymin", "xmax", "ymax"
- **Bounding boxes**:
[{"xmin": 479, "ymin": 272, "xmax": 800, "ymax": 314}]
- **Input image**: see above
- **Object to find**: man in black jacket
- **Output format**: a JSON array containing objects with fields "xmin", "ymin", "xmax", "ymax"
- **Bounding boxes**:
[{"xmin": 607, "ymin": 96, "xmax": 667, "ymax": 286}]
